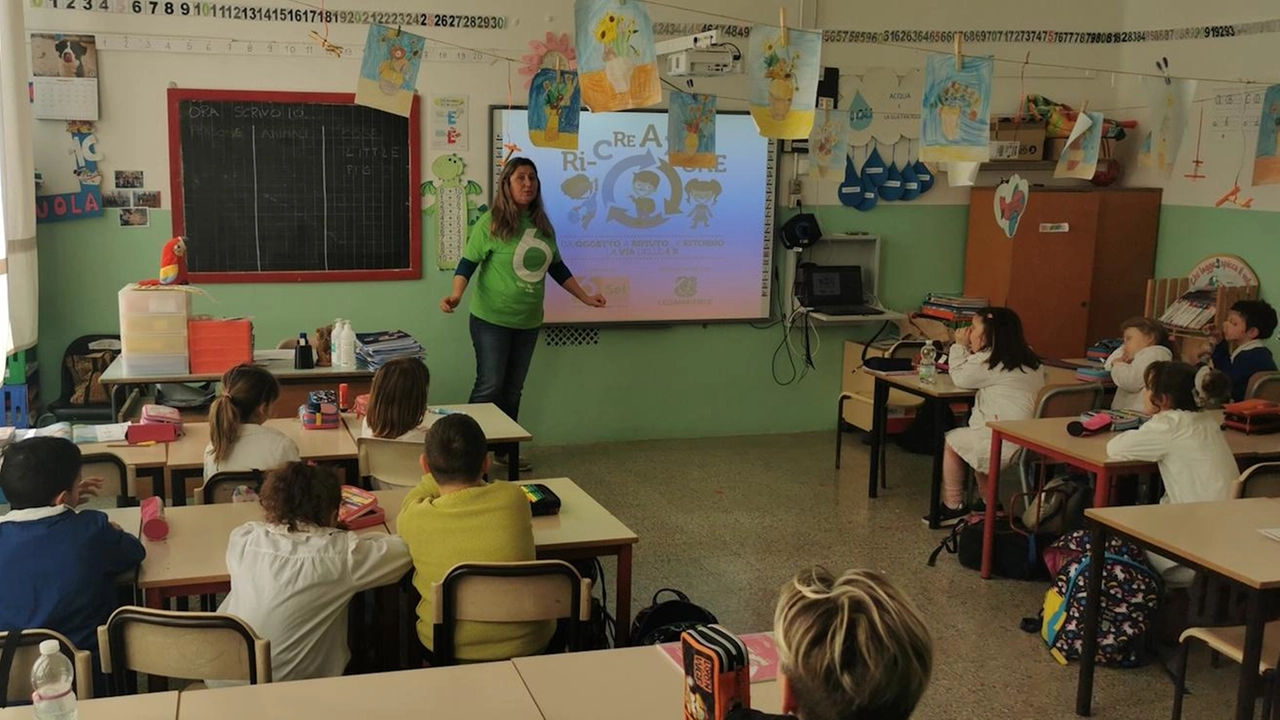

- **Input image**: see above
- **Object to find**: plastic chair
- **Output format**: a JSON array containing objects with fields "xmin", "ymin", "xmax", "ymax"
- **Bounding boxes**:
[
  {"xmin": 196, "ymin": 470, "xmax": 264, "ymax": 505},
  {"xmin": 1171, "ymin": 620, "xmax": 1280, "ymax": 720},
  {"xmin": 0, "ymin": 629, "xmax": 93, "ymax": 705},
  {"xmin": 1247, "ymin": 372, "xmax": 1280, "ymax": 402},
  {"xmin": 47, "ymin": 334, "xmax": 121, "ymax": 423},
  {"xmin": 80, "ymin": 452, "xmax": 133, "ymax": 507},
  {"xmin": 1234, "ymin": 462, "xmax": 1280, "ymax": 499},
  {"xmin": 1017, "ymin": 383, "xmax": 1107, "ymax": 497},
  {"xmin": 97, "ymin": 606, "xmax": 270, "ymax": 695},
  {"xmin": 431, "ymin": 560, "xmax": 591, "ymax": 666},
  {"xmin": 836, "ymin": 339, "xmax": 927, "ymax": 472},
  {"xmin": 357, "ymin": 437, "xmax": 423, "ymax": 489}
]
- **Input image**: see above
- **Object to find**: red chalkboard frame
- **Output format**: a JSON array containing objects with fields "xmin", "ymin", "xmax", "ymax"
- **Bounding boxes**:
[{"xmin": 167, "ymin": 88, "xmax": 422, "ymax": 283}]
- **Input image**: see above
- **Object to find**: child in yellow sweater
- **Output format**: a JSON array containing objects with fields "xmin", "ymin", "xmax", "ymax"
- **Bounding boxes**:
[{"xmin": 398, "ymin": 414, "xmax": 554, "ymax": 661}]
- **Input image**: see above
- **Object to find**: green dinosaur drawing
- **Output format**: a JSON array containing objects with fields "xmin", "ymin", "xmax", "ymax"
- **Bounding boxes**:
[{"xmin": 420, "ymin": 153, "xmax": 486, "ymax": 222}]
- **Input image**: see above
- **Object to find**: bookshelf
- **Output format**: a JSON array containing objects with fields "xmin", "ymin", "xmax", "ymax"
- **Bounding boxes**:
[{"xmin": 1145, "ymin": 277, "xmax": 1259, "ymax": 361}]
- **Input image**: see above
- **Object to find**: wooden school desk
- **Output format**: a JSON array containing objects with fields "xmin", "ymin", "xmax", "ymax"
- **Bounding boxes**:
[
  {"xmin": 164, "ymin": 418, "xmax": 358, "ymax": 505},
  {"xmin": 98, "ymin": 355, "xmax": 372, "ymax": 422},
  {"xmin": 980, "ymin": 416, "xmax": 1280, "ymax": 579},
  {"xmin": 341, "ymin": 402, "xmax": 534, "ymax": 482},
  {"xmin": 378, "ymin": 477, "xmax": 640, "ymax": 644},
  {"xmin": 1076, "ymin": 499, "xmax": 1280, "ymax": 720},
  {"xmin": 177, "ymin": 663, "xmax": 542, "ymax": 720},
  {"xmin": 0, "ymin": 690, "xmax": 179, "ymax": 720},
  {"xmin": 513, "ymin": 645, "xmax": 783, "ymax": 720}
]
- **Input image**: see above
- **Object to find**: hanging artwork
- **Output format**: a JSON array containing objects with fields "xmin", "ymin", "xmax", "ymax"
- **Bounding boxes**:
[
  {"xmin": 1138, "ymin": 75, "xmax": 1195, "ymax": 178},
  {"xmin": 36, "ymin": 121, "xmax": 103, "ymax": 224},
  {"xmin": 668, "ymin": 92, "xmax": 717, "ymax": 170},
  {"xmin": 920, "ymin": 54, "xmax": 993, "ymax": 163},
  {"xmin": 747, "ymin": 26, "xmax": 822, "ymax": 139},
  {"xmin": 519, "ymin": 32, "xmax": 578, "ymax": 88},
  {"xmin": 529, "ymin": 68, "xmax": 582, "ymax": 150},
  {"xmin": 421, "ymin": 154, "xmax": 486, "ymax": 270},
  {"xmin": 1251, "ymin": 84, "xmax": 1280, "ymax": 186},
  {"xmin": 808, "ymin": 108, "xmax": 846, "ymax": 181},
  {"xmin": 993, "ymin": 174, "xmax": 1030, "ymax": 238},
  {"xmin": 1054, "ymin": 111, "xmax": 1104, "ymax": 180},
  {"xmin": 355, "ymin": 24, "xmax": 425, "ymax": 117},
  {"xmin": 428, "ymin": 94, "xmax": 469, "ymax": 152},
  {"xmin": 574, "ymin": 0, "xmax": 660, "ymax": 112}
]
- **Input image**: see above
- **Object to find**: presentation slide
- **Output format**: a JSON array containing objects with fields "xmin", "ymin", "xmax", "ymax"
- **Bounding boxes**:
[{"xmin": 491, "ymin": 108, "xmax": 776, "ymax": 324}]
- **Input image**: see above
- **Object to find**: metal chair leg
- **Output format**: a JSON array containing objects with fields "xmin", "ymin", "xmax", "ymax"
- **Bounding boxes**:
[{"xmin": 1171, "ymin": 640, "xmax": 1191, "ymax": 720}]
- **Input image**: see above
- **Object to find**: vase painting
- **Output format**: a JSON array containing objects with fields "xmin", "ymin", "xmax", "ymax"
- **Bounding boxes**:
[
  {"xmin": 574, "ymin": 0, "xmax": 660, "ymax": 112},
  {"xmin": 919, "ymin": 53, "xmax": 993, "ymax": 163},
  {"xmin": 809, "ymin": 108, "xmax": 847, "ymax": 181},
  {"xmin": 668, "ymin": 92, "xmax": 717, "ymax": 170},
  {"xmin": 529, "ymin": 67, "xmax": 582, "ymax": 150},
  {"xmin": 748, "ymin": 26, "xmax": 822, "ymax": 139}
]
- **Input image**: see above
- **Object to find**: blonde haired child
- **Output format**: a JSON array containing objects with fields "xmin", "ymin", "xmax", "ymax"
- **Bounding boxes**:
[
  {"xmin": 1105, "ymin": 317, "xmax": 1172, "ymax": 413},
  {"xmin": 361, "ymin": 357, "xmax": 431, "ymax": 442},
  {"xmin": 204, "ymin": 364, "xmax": 299, "ymax": 480}
]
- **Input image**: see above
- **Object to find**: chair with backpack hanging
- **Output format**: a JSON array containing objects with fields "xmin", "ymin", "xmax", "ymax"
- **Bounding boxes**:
[{"xmin": 629, "ymin": 589, "xmax": 719, "ymax": 646}]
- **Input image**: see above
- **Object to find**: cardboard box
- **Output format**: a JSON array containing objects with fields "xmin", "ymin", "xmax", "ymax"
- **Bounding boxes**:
[
  {"xmin": 988, "ymin": 118, "xmax": 1046, "ymax": 161},
  {"xmin": 1046, "ymin": 137, "xmax": 1070, "ymax": 161}
]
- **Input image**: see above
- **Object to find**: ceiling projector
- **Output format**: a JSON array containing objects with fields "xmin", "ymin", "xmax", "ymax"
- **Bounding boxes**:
[{"xmin": 654, "ymin": 30, "xmax": 743, "ymax": 78}]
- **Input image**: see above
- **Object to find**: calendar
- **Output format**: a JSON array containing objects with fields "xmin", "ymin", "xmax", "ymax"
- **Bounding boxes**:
[
  {"xmin": 32, "ymin": 77, "xmax": 99, "ymax": 120},
  {"xmin": 29, "ymin": 33, "xmax": 100, "ymax": 121}
]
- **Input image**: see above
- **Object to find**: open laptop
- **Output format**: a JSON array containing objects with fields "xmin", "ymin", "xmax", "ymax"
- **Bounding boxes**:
[{"xmin": 799, "ymin": 265, "xmax": 884, "ymax": 316}]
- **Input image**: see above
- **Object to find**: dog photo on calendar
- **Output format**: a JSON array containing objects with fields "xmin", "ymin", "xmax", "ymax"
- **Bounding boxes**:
[{"xmin": 30, "ymin": 33, "xmax": 99, "ymax": 79}]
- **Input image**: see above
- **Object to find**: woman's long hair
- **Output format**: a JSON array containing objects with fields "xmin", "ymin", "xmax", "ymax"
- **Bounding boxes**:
[{"xmin": 490, "ymin": 157, "xmax": 556, "ymax": 241}]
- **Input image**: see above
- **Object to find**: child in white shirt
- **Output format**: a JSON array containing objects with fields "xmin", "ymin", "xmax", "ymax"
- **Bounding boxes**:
[
  {"xmin": 934, "ymin": 307, "xmax": 1046, "ymax": 525},
  {"xmin": 1107, "ymin": 361, "xmax": 1237, "ymax": 584},
  {"xmin": 210, "ymin": 463, "xmax": 411, "ymax": 685},
  {"xmin": 360, "ymin": 357, "xmax": 431, "ymax": 443},
  {"xmin": 1105, "ymin": 317, "xmax": 1173, "ymax": 413},
  {"xmin": 204, "ymin": 364, "xmax": 300, "ymax": 480}
]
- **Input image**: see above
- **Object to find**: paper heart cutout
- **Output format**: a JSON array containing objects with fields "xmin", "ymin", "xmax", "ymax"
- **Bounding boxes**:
[{"xmin": 993, "ymin": 173, "xmax": 1030, "ymax": 238}]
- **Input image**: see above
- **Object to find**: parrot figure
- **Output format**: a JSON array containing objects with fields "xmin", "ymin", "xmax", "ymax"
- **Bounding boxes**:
[{"xmin": 136, "ymin": 236, "xmax": 189, "ymax": 286}]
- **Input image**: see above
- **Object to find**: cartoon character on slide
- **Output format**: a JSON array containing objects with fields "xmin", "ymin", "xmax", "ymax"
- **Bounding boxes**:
[
  {"xmin": 684, "ymin": 179, "xmax": 722, "ymax": 230},
  {"xmin": 561, "ymin": 174, "xmax": 598, "ymax": 230},
  {"xmin": 630, "ymin": 170, "xmax": 660, "ymax": 219}
]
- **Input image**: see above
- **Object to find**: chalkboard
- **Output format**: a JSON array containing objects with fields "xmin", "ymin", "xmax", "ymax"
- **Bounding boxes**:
[{"xmin": 167, "ymin": 89, "xmax": 421, "ymax": 283}]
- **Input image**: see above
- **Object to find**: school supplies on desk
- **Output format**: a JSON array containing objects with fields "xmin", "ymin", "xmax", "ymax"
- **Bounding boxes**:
[
  {"xmin": 140, "ymin": 496, "xmax": 169, "ymax": 541},
  {"xmin": 1067, "ymin": 409, "xmax": 1148, "ymax": 436},
  {"xmin": 338, "ymin": 485, "xmax": 387, "ymax": 529},
  {"xmin": 354, "ymin": 329, "xmax": 425, "ymax": 370},
  {"xmin": 682, "ymin": 625, "xmax": 751, "ymax": 720},
  {"xmin": 1223, "ymin": 399, "xmax": 1280, "ymax": 435},
  {"xmin": 1086, "ymin": 338, "xmax": 1122, "ymax": 361},
  {"xmin": 520, "ymin": 483, "xmax": 561, "ymax": 516},
  {"xmin": 661, "ymin": 632, "xmax": 779, "ymax": 682}
]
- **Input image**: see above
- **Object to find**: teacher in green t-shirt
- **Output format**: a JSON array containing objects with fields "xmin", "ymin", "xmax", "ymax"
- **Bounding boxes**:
[{"xmin": 440, "ymin": 157, "xmax": 606, "ymax": 472}]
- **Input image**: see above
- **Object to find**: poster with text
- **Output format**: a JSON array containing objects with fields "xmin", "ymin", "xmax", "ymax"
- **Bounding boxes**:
[
  {"xmin": 1138, "ymin": 76, "xmax": 1195, "ymax": 178},
  {"xmin": 919, "ymin": 54, "xmax": 993, "ymax": 163},
  {"xmin": 748, "ymin": 26, "xmax": 822, "ymax": 139},
  {"xmin": 355, "ymin": 25, "xmax": 425, "ymax": 117},
  {"xmin": 809, "ymin": 108, "xmax": 847, "ymax": 181},
  {"xmin": 574, "ymin": 0, "xmax": 661, "ymax": 112},
  {"xmin": 1252, "ymin": 84, "xmax": 1280, "ymax": 186},
  {"xmin": 429, "ymin": 94, "xmax": 469, "ymax": 151},
  {"xmin": 529, "ymin": 69, "xmax": 581, "ymax": 150},
  {"xmin": 1054, "ymin": 111, "xmax": 1104, "ymax": 179},
  {"xmin": 668, "ymin": 92, "xmax": 717, "ymax": 169}
]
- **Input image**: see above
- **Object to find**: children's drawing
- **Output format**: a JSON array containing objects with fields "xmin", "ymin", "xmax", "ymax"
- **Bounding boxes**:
[
  {"xmin": 668, "ymin": 92, "xmax": 717, "ymax": 170},
  {"xmin": 519, "ymin": 32, "xmax": 578, "ymax": 88},
  {"xmin": 920, "ymin": 54, "xmax": 993, "ymax": 163},
  {"xmin": 808, "ymin": 108, "xmax": 846, "ymax": 181},
  {"xmin": 993, "ymin": 174, "xmax": 1030, "ymax": 238},
  {"xmin": 1138, "ymin": 75, "xmax": 1195, "ymax": 178},
  {"xmin": 1251, "ymin": 84, "xmax": 1280, "ymax": 186},
  {"xmin": 355, "ymin": 25, "xmax": 425, "ymax": 117},
  {"xmin": 529, "ymin": 68, "xmax": 582, "ymax": 150},
  {"xmin": 574, "ymin": 0, "xmax": 660, "ymax": 112},
  {"xmin": 748, "ymin": 26, "xmax": 822, "ymax": 139},
  {"xmin": 684, "ymin": 179, "xmax": 722, "ymax": 230},
  {"xmin": 561, "ymin": 174, "xmax": 599, "ymax": 229},
  {"xmin": 1054, "ymin": 111, "xmax": 1104, "ymax": 180},
  {"xmin": 420, "ymin": 154, "xmax": 486, "ymax": 270}
]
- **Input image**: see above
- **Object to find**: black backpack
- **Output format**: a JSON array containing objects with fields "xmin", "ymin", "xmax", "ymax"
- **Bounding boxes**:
[
  {"xmin": 927, "ymin": 512, "xmax": 1052, "ymax": 581},
  {"xmin": 629, "ymin": 588, "xmax": 718, "ymax": 646}
]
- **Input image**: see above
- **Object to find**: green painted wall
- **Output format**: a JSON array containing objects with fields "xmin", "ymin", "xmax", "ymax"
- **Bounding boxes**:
[{"xmin": 38, "ymin": 205, "xmax": 969, "ymax": 445}]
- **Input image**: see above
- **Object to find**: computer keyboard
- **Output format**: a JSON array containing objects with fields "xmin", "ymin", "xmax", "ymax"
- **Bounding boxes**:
[{"xmin": 811, "ymin": 305, "xmax": 885, "ymax": 317}]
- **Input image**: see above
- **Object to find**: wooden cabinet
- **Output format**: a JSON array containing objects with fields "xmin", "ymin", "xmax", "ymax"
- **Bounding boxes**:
[{"xmin": 963, "ymin": 188, "xmax": 1162, "ymax": 360}]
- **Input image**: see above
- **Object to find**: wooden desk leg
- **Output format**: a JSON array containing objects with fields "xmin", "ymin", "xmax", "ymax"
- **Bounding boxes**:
[
  {"xmin": 980, "ymin": 431, "xmax": 1004, "ymax": 579},
  {"xmin": 615, "ymin": 545, "xmax": 634, "ymax": 646},
  {"xmin": 1093, "ymin": 470, "xmax": 1112, "ymax": 509},
  {"xmin": 927, "ymin": 398, "xmax": 947, "ymax": 529},
  {"xmin": 868, "ymin": 378, "xmax": 888, "ymax": 499},
  {"xmin": 1075, "ymin": 519, "xmax": 1108, "ymax": 717},
  {"xmin": 1235, "ymin": 589, "xmax": 1266, "ymax": 720}
]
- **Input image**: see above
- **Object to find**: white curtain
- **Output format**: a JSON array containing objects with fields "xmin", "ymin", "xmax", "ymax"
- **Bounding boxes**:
[{"xmin": 0, "ymin": 0, "xmax": 39, "ymax": 359}]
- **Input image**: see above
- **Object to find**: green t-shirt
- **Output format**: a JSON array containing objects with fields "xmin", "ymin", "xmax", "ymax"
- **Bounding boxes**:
[{"xmin": 463, "ymin": 211, "xmax": 561, "ymax": 329}]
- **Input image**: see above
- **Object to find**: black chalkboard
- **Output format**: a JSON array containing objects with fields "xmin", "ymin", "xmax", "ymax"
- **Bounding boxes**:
[{"xmin": 167, "ymin": 89, "xmax": 421, "ymax": 283}]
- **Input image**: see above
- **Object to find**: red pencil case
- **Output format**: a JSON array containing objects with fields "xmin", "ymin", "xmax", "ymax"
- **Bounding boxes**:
[{"xmin": 126, "ymin": 423, "xmax": 180, "ymax": 444}]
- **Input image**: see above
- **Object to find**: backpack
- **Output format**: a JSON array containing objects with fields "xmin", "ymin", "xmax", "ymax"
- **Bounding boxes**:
[
  {"xmin": 927, "ymin": 511, "xmax": 1052, "ymax": 581},
  {"xmin": 1039, "ymin": 529, "xmax": 1161, "ymax": 667},
  {"xmin": 579, "ymin": 559, "xmax": 615, "ymax": 651},
  {"xmin": 894, "ymin": 397, "xmax": 957, "ymax": 455},
  {"xmin": 629, "ymin": 588, "xmax": 718, "ymax": 646},
  {"xmin": 1020, "ymin": 474, "xmax": 1091, "ymax": 535}
]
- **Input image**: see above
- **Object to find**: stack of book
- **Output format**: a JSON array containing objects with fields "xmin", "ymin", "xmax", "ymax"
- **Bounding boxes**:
[
  {"xmin": 1158, "ymin": 289, "xmax": 1217, "ymax": 332},
  {"xmin": 1076, "ymin": 364, "xmax": 1114, "ymax": 384},
  {"xmin": 354, "ymin": 330, "xmax": 426, "ymax": 370},
  {"xmin": 919, "ymin": 293, "xmax": 988, "ymax": 324},
  {"xmin": 1086, "ymin": 339, "xmax": 1122, "ymax": 361}
]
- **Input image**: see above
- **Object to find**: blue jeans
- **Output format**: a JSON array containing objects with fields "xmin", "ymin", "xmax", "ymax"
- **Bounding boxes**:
[{"xmin": 469, "ymin": 315, "xmax": 539, "ymax": 456}]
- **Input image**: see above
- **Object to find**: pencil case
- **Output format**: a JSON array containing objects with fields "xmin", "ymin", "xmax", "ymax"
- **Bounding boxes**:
[{"xmin": 682, "ymin": 624, "xmax": 750, "ymax": 720}]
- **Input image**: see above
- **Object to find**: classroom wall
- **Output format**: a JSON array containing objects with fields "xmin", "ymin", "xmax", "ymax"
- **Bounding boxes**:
[{"xmin": 28, "ymin": 0, "xmax": 1129, "ymax": 445}]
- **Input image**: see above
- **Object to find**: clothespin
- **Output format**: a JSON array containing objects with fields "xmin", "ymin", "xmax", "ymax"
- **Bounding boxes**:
[
  {"xmin": 954, "ymin": 33, "xmax": 962, "ymax": 70},
  {"xmin": 779, "ymin": 7, "xmax": 787, "ymax": 46},
  {"xmin": 1080, "ymin": 99, "xmax": 1089, "ymax": 115}
]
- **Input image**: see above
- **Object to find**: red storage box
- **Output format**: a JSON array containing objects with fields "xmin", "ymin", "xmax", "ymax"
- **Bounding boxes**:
[{"xmin": 188, "ymin": 319, "xmax": 253, "ymax": 374}]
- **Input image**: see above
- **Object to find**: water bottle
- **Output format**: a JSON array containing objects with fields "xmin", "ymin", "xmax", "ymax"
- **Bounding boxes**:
[
  {"xmin": 339, "ymin": 320, "xmax": 357, "ymax": 369},
  {"xmin": 31, "ymin": 640, "xmax": 77, "ymax": 720},
  {"xmin": 918, "ymin": 344, "xmax": 937, "ymax": 385}
]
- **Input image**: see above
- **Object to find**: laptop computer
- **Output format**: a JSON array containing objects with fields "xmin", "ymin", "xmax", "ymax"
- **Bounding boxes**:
[{"xmin": 799, "ymin": 265, "xmax": 884, "ymax": 316}]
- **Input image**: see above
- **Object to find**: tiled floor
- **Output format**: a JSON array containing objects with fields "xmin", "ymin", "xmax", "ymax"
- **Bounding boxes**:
[{"xmin": 534, "ymin": 430, "xmax": 1249, "ymax": 720}]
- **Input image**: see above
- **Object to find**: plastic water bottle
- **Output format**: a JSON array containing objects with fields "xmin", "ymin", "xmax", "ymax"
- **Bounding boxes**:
[
  {"xmin": 918, "ymin": 344, "xmax": 937, "ymax": 385},
  {"xmin": 339, "ymin": 320, "xmax": 357, "ymax": 369},
  {"xmin": 31, "ymin": 640, "xmax": 77, "ymax": 720}
]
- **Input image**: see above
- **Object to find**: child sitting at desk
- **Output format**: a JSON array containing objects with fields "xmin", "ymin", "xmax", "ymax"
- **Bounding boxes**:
[
  {"xmin": 1207, "ymin": 299, "xmax": 1277, "ymax": 402},
  {"xmin": 204, "ymin": 364, "xmax": 300, "ymax": 479},
  {"xmin": 398, "ymin": 414, "xmax": 554, "ymax": 662},
  {"xmin": 1105, "ymin": 317, "xmax": 1173, "ymax": 413},
  {"xmin": 361, "ymin": 357, "xmax": 431, "ymax": 442},
  {"xmin": 1106, "ymin": 361, "xmax": 1237, "ymax": 584},
  {"xmin": 211, "ymin": 462, "xmax": 411, "ymax": 685},
  {"xmin": 933, "ymin": 307, "xmax": 1046, "ymax": 526},
  {"xmin": 0, "ymin": 438, "xmax": 145, "ymax": 676}
]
